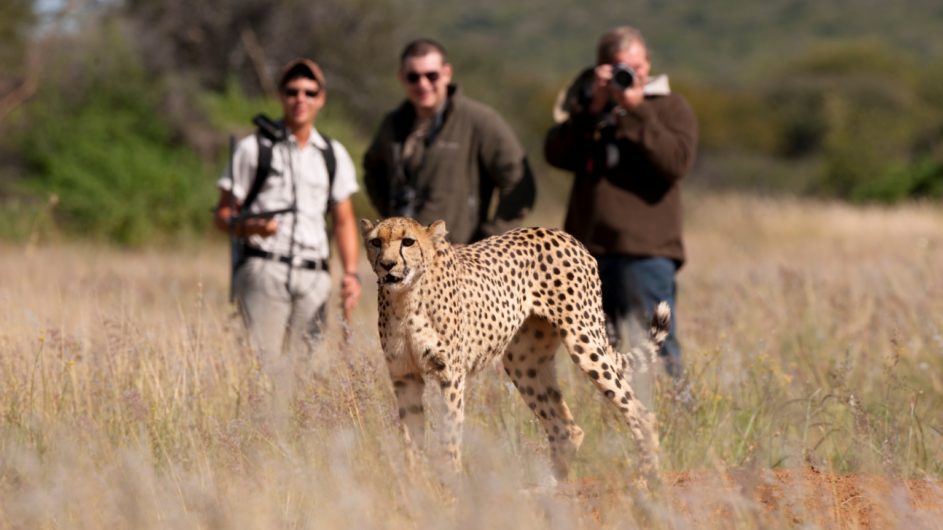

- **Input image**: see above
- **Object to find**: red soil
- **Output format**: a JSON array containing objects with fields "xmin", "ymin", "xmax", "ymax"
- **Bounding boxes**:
[{"xmin": 571, "ymin": 468, "xmax": 943, "ymax": 528}]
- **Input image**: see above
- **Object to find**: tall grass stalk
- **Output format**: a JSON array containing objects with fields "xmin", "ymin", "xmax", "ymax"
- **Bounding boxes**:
[{"xmin": 1, "ymin": 193, "xmax": 941, "ymax": 528}]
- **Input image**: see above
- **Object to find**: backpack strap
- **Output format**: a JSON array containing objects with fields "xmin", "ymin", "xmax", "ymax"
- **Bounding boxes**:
[
  {"xmin": 241, "ymin": 114, "xmax": 283, "ymax": 212},
  {"xmin": 318, "ymin": 133, "xmax": 337, "ymax": 210},
  {"xmin": 241, "ymin": 114, "xmax": 337, "ymax": 215},
  {"xmin": 242, "ymin": 132, "xmax": 274, "ymax": 212}
]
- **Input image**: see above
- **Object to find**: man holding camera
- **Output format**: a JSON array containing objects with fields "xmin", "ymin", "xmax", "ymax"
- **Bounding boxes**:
[
  {"xmin": 363, "ymin": 38, "xmax": 536, "ymax": 244},
  {"xmin": 213, "ymin": 58, "xmax": 362, "ymax": 370},
  {"xmin": 545, "ymin": 26, "xmax": 698, "ymax": 380}
]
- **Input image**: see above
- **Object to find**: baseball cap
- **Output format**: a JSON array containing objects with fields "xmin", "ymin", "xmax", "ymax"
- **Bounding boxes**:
[{"xmin": 278, "ymin": 58, "xmax": 326, "ymax": 90}]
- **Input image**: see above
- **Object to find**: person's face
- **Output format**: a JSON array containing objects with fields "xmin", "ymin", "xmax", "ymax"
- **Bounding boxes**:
[
  {"xmin": 610, "ymin": 41, "xmax": 650, "ymax": 86},
  {"xmin": 399, "ymin": 52, "xmax": 453, "ymax": 115},
  {"xmin": 280, "ymin": 76, "xmax": 324, "ymax": 129}
]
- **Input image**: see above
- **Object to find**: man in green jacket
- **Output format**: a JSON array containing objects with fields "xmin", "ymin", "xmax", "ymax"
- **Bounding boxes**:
[
  {"xmin": 545, "ymin": 26, "xmax": 698, "ymax": 380},
  {"xmin": 363, "ymin": 38, "xmax": 536, "ymax": 244}
]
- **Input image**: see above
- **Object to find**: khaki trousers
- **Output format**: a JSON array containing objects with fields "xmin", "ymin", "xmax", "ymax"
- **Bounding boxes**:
[{"xmin": 234, "ymin": 257, "xmax": 332, "ymax": 372}]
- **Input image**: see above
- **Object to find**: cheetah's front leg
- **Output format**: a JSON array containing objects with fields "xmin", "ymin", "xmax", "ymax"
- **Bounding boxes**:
[
  {"xmin": 435, "ymin": 372, "xmax": 467, "ymax": 473},
  {"xmin": 389, "ymin": 370, "xmax": 426, "ymax": 458}
]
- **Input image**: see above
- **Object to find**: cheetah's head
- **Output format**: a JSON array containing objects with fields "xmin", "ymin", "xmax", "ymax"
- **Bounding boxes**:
[{"xmin": 360, "ymin": 217, "xmax": 449, "ymax": 291}]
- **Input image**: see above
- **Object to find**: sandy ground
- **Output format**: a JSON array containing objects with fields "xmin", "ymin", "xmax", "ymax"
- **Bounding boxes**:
[{"xmin": 569, "ymin": 468, "xmax": 943, "ymax": 529}]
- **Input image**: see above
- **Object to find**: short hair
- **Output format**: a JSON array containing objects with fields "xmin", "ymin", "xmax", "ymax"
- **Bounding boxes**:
[
  {"xmin": 400, "ymin": 38, "xmax": 448, "ymax": 66},
  {"xmin": 596, "ymin": 26, "xmax": 648, "ymax": 65}
]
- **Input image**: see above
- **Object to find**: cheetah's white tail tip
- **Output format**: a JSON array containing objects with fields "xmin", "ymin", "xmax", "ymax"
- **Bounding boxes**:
[
  {"xmin": 647, "ymin": 301, "xmax": 671, "ymax": 365},
  {"xmin": 620, "ymin": 301, "xmax": 671, "ymax": 375}
]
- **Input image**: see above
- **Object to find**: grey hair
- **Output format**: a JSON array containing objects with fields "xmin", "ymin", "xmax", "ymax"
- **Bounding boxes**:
[{"xmin": 596, "ymin": 26, "xmax": 648, "ymax": 65}]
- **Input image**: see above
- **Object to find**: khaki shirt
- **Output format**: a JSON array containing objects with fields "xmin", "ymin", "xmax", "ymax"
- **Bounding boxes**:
[{"xmin": 217, "ymin": 127, "xmax": 358, "ymax": 260}]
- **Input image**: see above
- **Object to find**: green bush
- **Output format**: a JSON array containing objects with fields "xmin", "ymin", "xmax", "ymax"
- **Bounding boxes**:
[
  {"xmin": 15, "ymin": 31, "xmax": 214, "ymax": 246},
  {"xmin": 850, "ymin": 159, "xmax": 943, "ymax": 202},
  {"xmin": 757, "ymin": 42, "xmax": 943, "ymax": 201}
]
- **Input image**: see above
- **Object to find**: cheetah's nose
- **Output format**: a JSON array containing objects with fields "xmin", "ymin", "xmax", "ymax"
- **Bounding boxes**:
[{"xmin": 380, "ymin": 260, "xmax": 396, "ymax": 271}]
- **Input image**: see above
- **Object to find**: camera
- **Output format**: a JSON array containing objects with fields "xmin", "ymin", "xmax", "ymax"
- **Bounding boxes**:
[
  {"xmin": 563, "ymin": 65, "xmax": 637, "ymax": 119},
  {"xmin": 252, "ymin": 113, "xmax": 285, "ymax": 142},
  {"xmin": 610, "ymin": 64, "xmax": 636, "ymax": 90},
  {"xmin": 390, "ymin": 185, "xmax": 420, "ymax": 218}
]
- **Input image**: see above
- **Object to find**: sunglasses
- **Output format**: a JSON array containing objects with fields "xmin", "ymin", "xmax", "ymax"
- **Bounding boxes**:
[
  {"xmin": 405, "ymin": 71, "xmax": 441, "ymax": 84},
  {"xmin": 283, "ymin": 88, "xmax": 320, "ymax": 98}
]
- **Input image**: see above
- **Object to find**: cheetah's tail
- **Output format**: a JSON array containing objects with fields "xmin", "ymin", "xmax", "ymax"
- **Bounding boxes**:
[
  {"xmin": 646, "ymin": 301, "xmax": 671, "ymax": 365},
  {"xmin": 618, "ymin": 301, "xmax": 671, "ymax": 375}
]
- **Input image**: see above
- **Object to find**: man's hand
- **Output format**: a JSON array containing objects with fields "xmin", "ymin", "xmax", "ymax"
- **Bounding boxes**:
[
  {"xmin": 214, "ymin": 190, "xmax": 278, "ymax": 238},
  {"xmin": 241, "ymin": 217, "xmax": 278, "ymax": 237},
  {"xmin": 330, "ymin": 198, "xmax": 361, "ymax": 342},
  {"xmin": 588, "ymin": 64, "xmax": 615, "ymax": 114},
  {"xmin": 588, "ymin": 64, "xmax": 646, "ymax": 114},
  {"xmin": 341, "ymin": 272, "xmax": 361, "ymax": 315},
  {"xmin": 612, "ymin": 81, "xmax": 645, "ymax": 110},
  {"xmin": 215, "ymin": 205, "xmax": 278, "ymax": 238}
]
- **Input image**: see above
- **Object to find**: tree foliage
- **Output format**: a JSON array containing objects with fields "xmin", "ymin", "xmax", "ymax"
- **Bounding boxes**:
[
  {"xmin": 14, "ymin": 24, "xmax": 212, "ymax": 245},
  {"xmin": 0, "ymin": 0, "xmax": 34, "ymax": 74},
  {"xmin": 3, "ymin": 0, "xmax": 943, "ymax": 244},
  {"xmin": 121, "ymin": 0, "xmax": 412, "ymax": 126},
  {"xmin": 765, "ymin": 42, "xmax": 943, "ymax": 200}
]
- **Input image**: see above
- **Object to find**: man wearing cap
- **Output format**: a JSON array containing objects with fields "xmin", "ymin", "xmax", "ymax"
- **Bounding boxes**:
[
  {"xmin": 363, "ymin": 38, "xmax": 536, "ymax": 245},
  {"xmin": 214, "ymin": 58, "xmax": 361, "ymax": 369}
]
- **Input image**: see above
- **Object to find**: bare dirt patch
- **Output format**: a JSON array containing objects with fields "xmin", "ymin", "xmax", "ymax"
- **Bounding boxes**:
[{"xmin": 572, "ymin": 468, "xmax": 943, "ymax": 529}]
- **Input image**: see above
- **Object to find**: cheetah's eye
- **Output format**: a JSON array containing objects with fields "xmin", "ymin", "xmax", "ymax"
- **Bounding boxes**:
[
  {"xmin": 370, "ymin": 238, "xmax": 382, "ymax": 248},
  {"xmin": 402, "ymin": 238, "xmax": 416, "ymax": 247}
]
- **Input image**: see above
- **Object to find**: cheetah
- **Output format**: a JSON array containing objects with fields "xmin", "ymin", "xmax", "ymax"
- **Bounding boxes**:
[{"xmin": 361, "ymin": 217, "xmax": 669, "ymax": 482}]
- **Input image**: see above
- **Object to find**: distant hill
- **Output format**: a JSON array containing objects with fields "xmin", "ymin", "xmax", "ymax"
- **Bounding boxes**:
[
  {"xmin": 412, "ymin": 0, "xmax": 943, "ymax": 82},
  {"xmin": 398, "ymin": 0, "xmax": 943, "ymax": 200}
]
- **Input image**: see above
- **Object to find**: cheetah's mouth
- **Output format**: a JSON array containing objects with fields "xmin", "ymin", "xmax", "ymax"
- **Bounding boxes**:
[{"xmin": 382, "ymin": 273, "xmax": 403, "ymax": 285}]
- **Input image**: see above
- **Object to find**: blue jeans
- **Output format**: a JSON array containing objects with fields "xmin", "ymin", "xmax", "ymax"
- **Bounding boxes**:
[{"xmin": 596, "ymin": 255, "xmax": 683, "ymax": 378}]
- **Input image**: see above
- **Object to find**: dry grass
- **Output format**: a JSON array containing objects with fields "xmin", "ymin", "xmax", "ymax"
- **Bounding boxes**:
[{"xmin": 1, "ymin": 192, "xmax": 942, "ymax": 529}]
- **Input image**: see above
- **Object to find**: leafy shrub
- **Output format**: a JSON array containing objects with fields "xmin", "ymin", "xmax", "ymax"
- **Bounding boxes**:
[
  {"xmin": 850, "ymin": 159, "xmax": 943, "ymax": 202},
  {"xmin": 759, "ymin": 42, "xmax": 943, "ymax": 201},
  {"xmin": 15, "ymin": 28, "xmax": 215, "ymax": 246}
]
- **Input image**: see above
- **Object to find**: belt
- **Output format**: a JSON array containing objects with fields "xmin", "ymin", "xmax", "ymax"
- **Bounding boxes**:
[{"xmin": 244, "ymin": 246, "xmax": 329, "ymax": 271}]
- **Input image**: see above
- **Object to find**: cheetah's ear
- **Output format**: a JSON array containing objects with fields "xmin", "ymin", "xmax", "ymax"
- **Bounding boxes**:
[
  {"xmin": 427, "ymin": 220, "xmax": 449, "ymax": 245},
  {"xmin": 360, "ymin": 218, "xmax": 376, "ymax": 235}
]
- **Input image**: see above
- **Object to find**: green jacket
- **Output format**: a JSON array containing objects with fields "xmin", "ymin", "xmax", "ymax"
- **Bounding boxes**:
[
  {"xmin": 545, "ymin": 69, "xmax": 698, "ymax": 266},
  {"xmin": 363, "ymin": 85, "xmax": 536, "ymax": 244}
]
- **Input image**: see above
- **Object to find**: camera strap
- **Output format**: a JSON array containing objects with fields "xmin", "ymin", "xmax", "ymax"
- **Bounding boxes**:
[{"xmin": 401, "ymin": 103, "xmax": 448, "ymax": 203}]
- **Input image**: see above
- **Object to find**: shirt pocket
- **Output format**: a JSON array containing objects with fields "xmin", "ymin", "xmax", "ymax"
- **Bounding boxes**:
[{"xmin": 254, "ymin": 158, "xmax": 292, "ymax": 211}]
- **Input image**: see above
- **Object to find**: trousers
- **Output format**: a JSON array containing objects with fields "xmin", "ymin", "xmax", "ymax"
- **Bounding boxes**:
[
  {"xmin": 596, "ymin": 255, "xmax": 683, "ymax": 378},
  {"xmin": 234, "ymin": 257, "xmax": 332, "ymax": 370}
]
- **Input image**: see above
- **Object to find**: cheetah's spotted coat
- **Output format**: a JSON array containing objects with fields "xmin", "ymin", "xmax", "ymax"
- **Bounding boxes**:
[{"xmin": 361, "ymin": 217, "xmax": 668, "ymax": 481}]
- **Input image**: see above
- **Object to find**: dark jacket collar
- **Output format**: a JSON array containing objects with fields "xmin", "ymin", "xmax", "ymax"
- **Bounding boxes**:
[{"xmin": 391, "ymin": 84, "xmax": 460, "ymax": 141}]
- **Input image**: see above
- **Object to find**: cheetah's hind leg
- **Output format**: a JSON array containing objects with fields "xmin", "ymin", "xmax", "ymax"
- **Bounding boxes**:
[
  {"xmin": 555, "ymin": 319, "xmax": 661, "ymax": 488},
  {"xmin": 503, "ymin": 316, "xmax": 585, "ymax": 479}
]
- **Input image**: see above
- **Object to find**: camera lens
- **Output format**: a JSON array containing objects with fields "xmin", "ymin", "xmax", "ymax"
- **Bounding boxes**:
[{"xmin": 611, "ymin": 64, "xmax": 636, "ymax": 89}]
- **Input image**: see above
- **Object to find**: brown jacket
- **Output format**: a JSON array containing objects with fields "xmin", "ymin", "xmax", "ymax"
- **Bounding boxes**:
[
  {"xmin": 363, "ymin": 85, "xmax": 536, "ymax": 244},
  {"xmin": 545, "ymin": 70, "xmax": 698, "ymax": 266}
]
